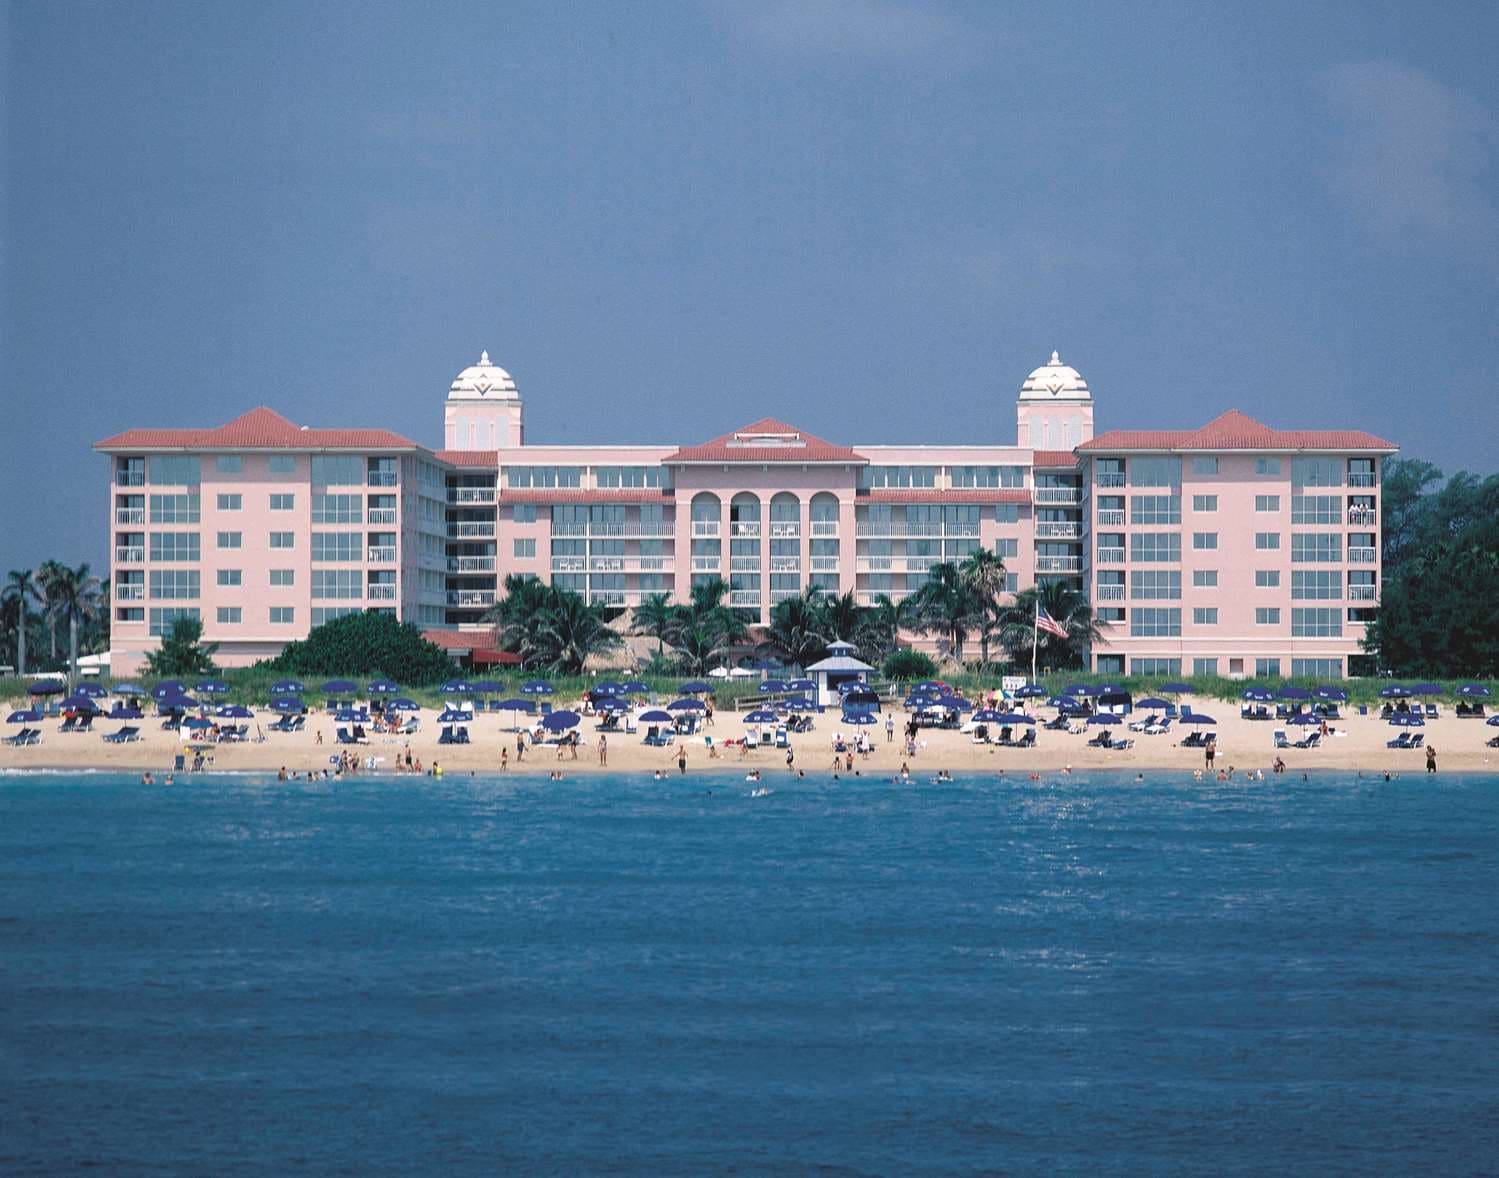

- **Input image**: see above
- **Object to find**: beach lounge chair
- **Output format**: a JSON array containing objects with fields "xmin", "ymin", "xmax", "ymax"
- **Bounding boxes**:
[
  {"xmin": 1487, "ymin": 735, "xmax": 1499, "ymax": 748},
  {"xmin": 1110, "ymin": 737, "xmax": 1134, "ymax": 751},
  {"xmin": 1086, "ymin": 731, "xmax": 1113, "ymax": 749},
  {"xmin": 438, "ymin": 725, "xmax": 455, "ymax": 745},
  {"xmin": 1409, "ymin": 733, "xmax": 1424, "ymax": 748},
  {"xmin": 103, "ymin": 725, "xmax": 141, "ymax": 744},
  {"xmin": 455, "ymin": 725, "xmax": 470, "ymax": 744},
  {"xmin": 335, "ymin": 726, "xmax": 357, "ymax": 745},
  {"xmin": 1273, "ymin": 729, "xmax": 1289, "ymax": 748},
  {"xmin": 1145, "ymin": 717, "xmax": 1172, "ymax": 736},
  {"xmin": 1386, "ymin": 732, "xmax": 1412, "ymax": 749},
  {"xmin": 4, "ymin": 727, "xmax": 37, "ymax": 746},
  {"xmin": 1424, "ymin": 703, "xmax": 1438, "ymax": 719},
  {"xmin": 58, "ymin": 715, "xmax": 79, "ymax": 733},
  {"xmin": 1014, "ymin": 728, "xmax": 1036, "ymax": 749},
  {"xmin": 1179, "ymin": 731, "xmax": 1204, "ymax": 748},
  {"xmin": 1128, "ymin": 714, "xmax": 1155, "ymax": 733},
  {"xmin": 1293, "ymin": 731, "xmax": 1322, "ymax": 750}
]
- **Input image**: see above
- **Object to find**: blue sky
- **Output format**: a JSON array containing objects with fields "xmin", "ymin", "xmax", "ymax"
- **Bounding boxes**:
[{"xmin": 4, "ymin": 0, "xmax": 1497, "ymax": 571}]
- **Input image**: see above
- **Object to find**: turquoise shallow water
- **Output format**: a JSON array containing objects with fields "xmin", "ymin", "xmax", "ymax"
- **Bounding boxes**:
[{"xmin": 1, "ymin": 770, "xmax": 1497, "ymax": 1175}]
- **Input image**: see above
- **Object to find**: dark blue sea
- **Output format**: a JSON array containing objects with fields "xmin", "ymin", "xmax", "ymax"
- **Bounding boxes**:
[{"xmin": 2, "ymin": 770, "xmax": 1497, "ymax": 1175}]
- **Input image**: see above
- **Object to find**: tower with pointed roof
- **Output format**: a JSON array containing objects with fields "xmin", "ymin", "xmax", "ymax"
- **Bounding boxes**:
[
  {"xmin": 1017, "ymin": 350, "xmax": 1094, "ymax": 450},
  {"xmin": 444, "ymin": 350, "xmax": 523, "ymax": 451}
]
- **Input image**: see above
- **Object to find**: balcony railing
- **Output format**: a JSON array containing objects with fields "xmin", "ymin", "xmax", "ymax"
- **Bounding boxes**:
[
  {"xmin": 1349, "ymin": 547, "xmax": 1377, "ymax": 563},
  {"xmin": 1035, "ymin": 487, "xmax": 1081, "ymax": 505},
  {"xmin": 810, "ymin": 556, "xmax": 839, "ymax": 573},
  {"xmin": 729, "ymin": 591, "xmax": 761, "ymax": 608},
  {"xmin": 1096, "ymin": 547, "xmax": 1125, "ymax": 564},
  {"xmin": 1349, "ymin": 584, "xmax": 1377, "ymax": 601},
  {"xmin": 1095, "ymin": 583, "xmax": 1125, "ymax": 601},
  {"xmin": 810, "ymin": 520, "xmax": 839, "ymax": 537},
  {"xmin": 770, "ymin": 522, "xmax": 800, "ymax": 538},
  {"xmin": 857, "ymin": 558, "xmax": 893, "ymax": 572},
  {"xmin": 769, "ymin": 556, "xmax": 800, "ymax": 572},
  {"xmin": 552, "ymin": 557, "xmax": 586, "ymax": 572},
  {"xmin": 905, "ymin": 558, "xmax": 939, "ymax": 575},
  {"xmin": 552, "ymin": 521, "xmax": 587, "ymax": 536},
  {"xmin": 1037, "ymin": 556, "xmax": 1081, "ymax": 574},
  {"xmin": 367, "ymin": 472, "xmax": 397, "ymax": 487},
  {"xmin": 115, "ymin": 508, "xmax": 144, "ymax": 525},
  {"xmin": 857, "ymin": 590, "xmax": 910, "ymax": 606},
  {"xmin": 692, "ymin": 521, "xmax": 719, "ymax": 537},
  {"xmin": 589, "ymin": 557, "xmax": 625, "ymax": 572},
  {"xmin": 770, "ymin": 589, "xmax": 801, "ymax": 604},
  {"xmin": 115, "ymin": 546, "xmax": 144, "ymax": 563},
  {"xmin": 1095, "ymin": 472, "xmax": 1126, "ymax": 488},
  {"xmin": 368, "ymin": 508, "xmax": 397, "ymax": 525},
  {"xmin": 730, "ymin": 522, "xmax": 761, "ymax": 537},
  {"xmin": 1037, "ymin": 522, "xmax": 1081, "ymax": 539},
  {"xmin": 1349, "ymin": 472, "xmax": 1376, "ymax": 488},
  {"xmin": 947, "ymin": 522, "xmax": 981, "ymax": 537},
  {"xmin": 730, "ymin": 556, "xmax": 760, "ymax": 573},
  {"xmin": 637, "ymin": 557, "xmax": 667, "ymax": 571},
  {"xmin": 367, "ymin": 547, "xmax": 397, "ymax": 563},
  {"xmin": 448, "ymin": 556, "xmax": 495, "ymax": 573},
  {"xmin": 590, "ymin": 591, "xmax": 628, "ymax": 607},
  {"xmin": 855, "ymin": 522, "xmax": 944, "ymax": 537},
  {"xmin": 631, "ymin": 521, "xmax": 673, "ymax": 537},
  {"xmin": 1096, "ymin": 509, "xmax": 1125, "ymax": 526},
  {"xmin": 447, "ymin": 487, "xmax": 496, "ymax": 504},
  {"xmin": 691, "ymin": 557, "xmax": 720, "ymax": 573},
  {"xmin": 446, "ymin": 590, "xmax": 495, "ymax": 607},
  {"xmin": 589, "ymin": 522, "xmax": 625, "ymax": 537},
  {"xmin": 1347, "ymin": 508, "xmax": 1377, "ymax": 526},
  {"xmin": 115, "ymin": 471, "xmax": 145, "ymax": 487},
  {"xmin": 447, "ymin": 522, "xmax": 495, "ymax": 539},
  {"xmin": 367, "ymin": 583, "xmax": 397, "ymax": 600},
  {"xmin": 115, "ymin": 582, "xmax": 145, "ymax": 601}
]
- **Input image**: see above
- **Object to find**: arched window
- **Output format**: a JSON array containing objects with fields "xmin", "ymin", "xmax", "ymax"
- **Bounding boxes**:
[
  {"xmin": 769, "ymin": 492, "xmax": 800, "ymax": 522},
  {"xmin": 691, "ymin": 492, "xmax": 721, "ymax": 522}
]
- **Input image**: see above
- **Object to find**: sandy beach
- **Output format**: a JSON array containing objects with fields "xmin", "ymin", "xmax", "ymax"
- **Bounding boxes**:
[{"xmin": 4, "ymin": 697, "xmax": 1496, "ymax": 777}]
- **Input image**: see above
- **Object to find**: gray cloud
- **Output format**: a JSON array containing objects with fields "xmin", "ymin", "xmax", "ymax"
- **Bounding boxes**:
[
  {"xmin": 721, "ymin": 0, "xmax": 962, "ymax": 58},
  {"xmin": 1320, "ymin": 60, "xmax": 1496, "ymax": 258}
]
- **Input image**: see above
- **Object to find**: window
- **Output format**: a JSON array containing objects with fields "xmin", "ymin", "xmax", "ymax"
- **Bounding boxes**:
[
  {"xmin": 1255, "ymin": 570, "xmax": 1281, "ymax": 587},
  {"xmin": 594, "ymin": 466, "xmax": 667, "ymax": 488},
  {"xmin": 216, "ymin": 531, "xmax": 242, "ymax": 549},
  {"xmin": 216, "ymin": 493, "xmax": 241, "ymax": 511},
  {"xmin": 514, "ymin": 538, "xmax": 536, "ymax": 558},
  {"xmin": 149, "ymin": 493, "xmax": 200, "ymax": 523},
  {"xmin": 950, "ymin": 465, "xmax": 1025, "ymax": 488},
  {"xmin": 859, "ymin": 466, "xmax": 937, "ymax": 489},
  {"xmin": 148, "ymin": 456, "xmax": 200, "ymax": 485},
  {"xmin": 1130, "ymin": 570, "xmax": 1181, "ymax": 600},
  {"xmin": 311, "ymin": 569, "xmax": 362, "ymax": 599},
  {"xmin": 149, "ymin": 606, "xmax": 199, "ymax": 636},
  {"xmin": 1292, "ymin": 533, "xmax": 1341, "ymax": 563},
  {"xmin": 1096, "ymin": 654, "xmax": 1126, "ymax": 675},
  {"xmin": 1192, "ymin": 657, "xmax": 1218, "ymax": 676},
  {"xmin": 311, "ymin": 532, "xmax": 361, "ymax": 562},
  {"xmin": 1254, "ymin": 495, "xmax": 1280, "ymax": 512},
  {"xmin": 1191, "ymin": 457, "xmax": 1219, "ymax": 475},
  {"xmin": 512, "ymin": 504, "xmax": 536, "ymax": 524},
  {"xmin": 1291, "ymin": 457, "xmax": 1341, "ymax": 487},
  {"xmin": 1193, "ymin": 570, "xmax": 1218, "ymax": 587},
  {"xmin": 994, "ymin": 538, "xmax": 1019, "ymax": 559},
  {"xmin": 1098, "ymin": 607, "xmax": 1125, "ymax": 623},
  {"xmin": 270, "ymin": 569, "xmax": 295, "ymax": 587},
  {"xmin": 1130, "ymin": 457, "xmax": 1181, "ymax": 487},
  {"xmin": 1292, "ymin": 570, "xmax": 1342, "ymax": 600},
  {"xmin": 1291, "ymin": 607, "xmax": 1341, "ymax": 637},
  {"xmin": 216, "ymin": 607, "xmax": 241, "ymax": 624},
  {"xmin": 1192, "ymin": 532, "xmax": 1218, "ymax": 550},
  {"xmin": 217, "ymin": 569, "xmax": 241, "ymax": 587},
  {"xmin": 1255, "ymin": 657, "xmax": 1281, "ymax": 677},
  {"xmin": 270, "ymin": 532, "xmax": 295, "ymax": 549},
  {"xmin": 1292, "ymin": 658, "xmax": 1342, "ymax": 678},
  {"xmin": 1255, "ymin": 458, "xmax": 1282, "ymax": 476},
  {"xmin": 1130, "ymin": 495, "xmax": 1181, "ymax": 524},
  {"xmin": 1130, "ymin": 607, "xmax": 1181, "ymax": 637},
  {"xmin": 994, "ymin": 503, "xmax": 1020, "ymax": 524},
  {"xmin": 1255, "ymin": 607, "xmax": 1281, "ymax": 625},
  {"xmin": 1255, "ymin": 532, "xmax": 1281, "ymax": 550},
  {"xmin": 149, "ymin": 532, "xmax": 200, "ymax": 562},
  {"xmin": 311, "ymin": 493, "xmax": 360, "ymax": 524},
  {"xmin": 269, "ymin": 606, "xmax": 295, "ymax": 625},
  {"xmin": 506, "ymin": 466, "xmax": 583, "ymax": 488},
  {"xmin": 117, "ymin": 608, "xmax": 144, "ymax": 623},
  {"xmin": 312, "ymin": 607, "xmax": 361, "ymax": 626},
  {"xmin": 148, "ymin": 570, "xmax": 199, "ymax": 600},
  {"xmin": 1290, "ymin": 495, "xmax": 1339, "ymax": 525},
  {"xmin": 1131, "ymin": 657, "xmax": 1182, "ymax": 675},
  {"xmin": 1192, "ymin": 607, "xmax": 1218, "ymax": 625},
  {"xmin": 215, "ymin": 456, "xmax": 242, "ymax": 474},
  {"xmin": 270, "ymin": 493, "xmax": 295, "ymax": 511},
  {"xmin": 1130, "ymin": 533, "xmax": 1181, "ymax": 563},
  {"xmin": 1192, "ymin": 494, "xmax": 1218, "ymax": 512},
  {"xmin": 267, "ymin": 455, "xmax": 296, "ymax": 474},
  {"xmin": 310, "ymin": 456, "xmax": 363, "ymax": 485}
]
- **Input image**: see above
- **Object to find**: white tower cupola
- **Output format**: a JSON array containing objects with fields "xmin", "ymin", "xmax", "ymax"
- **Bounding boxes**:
[
  {"xmin": 444, "ymin": 350, "xmax": 524, "ymax": 450},
  {"xmin": 1017, "ymin": 349, "xmax": 1094, "ymax": 450}
]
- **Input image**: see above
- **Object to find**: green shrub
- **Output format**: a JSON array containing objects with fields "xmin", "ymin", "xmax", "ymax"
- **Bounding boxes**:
[
  {"xmin": 883, "ymin": 649, "xmax": 939, "ymax": 682},
  {"xmin": 265, "ymin": 612, "xmax": 455, "ymax": 685}
]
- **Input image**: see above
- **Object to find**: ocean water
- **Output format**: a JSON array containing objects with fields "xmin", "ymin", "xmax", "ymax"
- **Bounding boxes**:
[{"xmin": 1, "ymin": 770, "xmax": 1496, "ymax": 1176}]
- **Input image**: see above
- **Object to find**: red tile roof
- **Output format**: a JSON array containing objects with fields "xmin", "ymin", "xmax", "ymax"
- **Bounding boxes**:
[
  {"xmin": 1032, "ymin": 450, "xmax": 1079, "ymax": 468},
  {"xmin": 95, "ymin": 407, "xmax": 420, "ymax": 451},
  {"xmin": 435, "ymin": 450, "xmax": 500, "ymax": 468},
  {"xmin": 1078, "ymin": 410, "xmax": 1397, "ymax": 453},
  {"xmin": 502, "ymin": 489, "xmax": 673, "ymax": 505},
  {"xmin": 862, "ymin": 488, "xmax": 1031, "ymax": 504},
  {"xmin": 664, "ymin": 418, "xmax": 865, "ymax": 465}
]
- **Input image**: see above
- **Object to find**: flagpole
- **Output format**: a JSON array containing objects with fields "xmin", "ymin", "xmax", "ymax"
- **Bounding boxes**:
[{"xmin": 1031, "ymin": 598, "xmax": 1039, "ymax": 683}]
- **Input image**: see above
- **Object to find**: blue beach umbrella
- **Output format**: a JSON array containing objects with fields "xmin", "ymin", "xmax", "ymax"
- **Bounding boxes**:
[
  {"xmin": 971, "ymin": 709, "xmax": 1004, "ymax": 723},
  {"xmin": 759, "ymin": 679, "xmax": 790, "ymax": 693},
  {"xmin": 270, "ymin": 679, "xmax": 305, "ymax": 695},
  {"xmin": 1182, "ymin": 711, "xmax": 1216, "ymax": 726},
  {"xmin": 994, "ymin": 712, "xmax": 1031, "ymax": 725},
  {"xmin": 1378, "ymin": 685, "xmax": 1411, "ymax": 699},
  {"xmin": 593, "ymin": 681, "xmax": 624, "ymax": 696},
  {"xmin": 7, "ymin": 708, "xmax": 41, "ymax": 723},
  {"xmin": 595, "ymin": 697, "xmax": 630, "ymax": 712},
  {"xmin": 621, "ymin": 681, "xmax": 650, "ymax": 694},
  {"xmin": 1137, "ymin": 697, "xmax": 1171, "ymax": 710},
  {"xmin": 158, "ymin": 694, "xmax": 199, "ymax": 711},
  {"xmin": 112, "ymin": 682, "xmax": 144, "ymax": 696},
  {"xmin": 1487, "ymin": 714, "xmax": 1499, "ymax": 726},
  {"xmin": 638, "ymin": 709, "xmax": 674, "ymax": 724},
  {"xmin": 195, "ymin": 679, "xmax": 230, "ymax": 696},
  {"xmin": 842, "ymin": 710, "xmax": 877, "ymax": 725},
  {"xmin": 333, "ymin": 708, "xmax": 367, "ymax": 722},
  {"xmin": 1277, "ymin": 686, "xmax": 1312, "ymax": 700},
  {"xmin": 436, "ymin": 708, "xmax": 472, "ymax": 723},
  {"xmin": 1289, "ymin": 712, "xmax": 1321, "ymax": 726},
  {"xmin": 786, "ymin": 678, "xmax": 815, "ymax": 693},
  {"xmin": 678, "ymin": 681, "xmax": 711, "ymax": 695},
  {"xmin": 1160, "ymin": 681, "xmax": 1193, "ymax": 694},
  {"xmin": 493, "ymin": 698, "xmax": 533, "ymax": 713},
  {"xmin": 107, "ymin": 705, "xmax": 143, "ymax": 720},
  {"xmin": 1242, "ymin": 687, "xmax": 1274, "ymax": 702},
  {"xmin": 61, "ymin": 694, "xmax": 101, "ymax": 712},
  {"xmin": 1088, "ymin": 713, "xmax": 1121, "ymax": 725},
  {"xmin": 1014, "ymin": 684, "xmax": 1049, "ymax": 699},
  {"xmin": 182, "ymin": 716, "xmax": 214, "ymax": 730},
  {"xmin": 321, "ymin": 679, "xmax": 359, "ymax": 696},
  {"xmin": 439, "ymin": 680, "xmax": 471, "ymax": 695},
  {"xmin": 149, "ymin": 681, "xmax": 186, "ymax": 700},
  {"xmin": 1457, "ymin": 683, "xmax": 1491, "ymax": 697},
  {"xmin": 541, "ymin": 710, "xmax": 580, "ymax": 731},
  {"xmin": 26, "ymin": 679, "xmax": 65, "ymax": 697},
  {"xmin": 1314, "ymin": 686, "xmax": 1350, "ymax": 702},
  {"xmin": 368, "ymin": 678, "xmax": 399, "ymax": 695},
  {"xmin": 269, "ymin": 696, "xmax": 304, "ymax": 714},
  {"xmin": 387, "ymin": 697, "xmax": 420, "ymax": 712},
  {"xmin": 668, "ymin": 698, "xmax": 706, "ymax": 712},
  {"xmin": 217, "ymin": 704, "xmax": 254, "ymax": 719},
  {"xmin": 73, "ymin": 682, "xmax": 107, "ymax": 699},
  {"xmin": 743, "ymin": 710, "xmax": 780, "ymax": 724},
  {"xmin": 521, "ymin": 680, "xmax": 555, "ymax": 696},
  {"xmin": 1064, "ymin": 683, "xmax": 1100, "ymax": 697}
]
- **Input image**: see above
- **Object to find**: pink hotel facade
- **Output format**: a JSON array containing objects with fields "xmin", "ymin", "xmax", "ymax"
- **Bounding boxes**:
[{"xmin": 97, "ymin": 351, "xmax": 1396, "ymax": 679}]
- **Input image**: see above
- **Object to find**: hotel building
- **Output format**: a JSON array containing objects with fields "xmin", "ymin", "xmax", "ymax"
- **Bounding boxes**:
[{"xmin": 96, "ymin": 351, "xmax": 1395, "ymax": 678}]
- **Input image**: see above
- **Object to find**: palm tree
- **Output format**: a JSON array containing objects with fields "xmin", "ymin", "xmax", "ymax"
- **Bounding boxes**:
[
  {"xmin": 533, "ymin": 589, "xmax": 623, "ymax": 674},
  {"xmin": 819, "ymin": 590, "xmax": 862, "ymax": 645},
  {"xmin": 854, "ymin": 593, "xmax": 906, "ymax": 663},
  {"xmin": 668, "ymin": 578, "xmax": 748, "ymax": 670},
  {"xmin": 959, "ymin": 547, "xmax": 1008, "ymax": 672},
  {"xmin": 907, "ymin": 562, "xmax": 978, "ymax": 664},
  {"xmin": 36, "ymin": 559, "xmax": 65, "ymax": 662},
  {"xmin": 3, "ymin": 568, "xmax": 39, "ymax": 676},
  {"xmin": 629, "ymin": 592, "xmax": 674, "ymax": 658},
  {"xmin": 1001, "ymin": 581, "xmax": 1102, "ymax": 672},
  {"xmin": 486, "ymin": 573, "xmax": 551, "ymax": 666},
  {"xmin": 50, "ymin": 562, "xmax": 102, "ymax": 682},
  {"xmin": 766, "ymin": 587, "xmax": 828, "ymax": 671},
  {"xmin": 671, "ymin": 619, "xmax": 729, "ymax": 675}
]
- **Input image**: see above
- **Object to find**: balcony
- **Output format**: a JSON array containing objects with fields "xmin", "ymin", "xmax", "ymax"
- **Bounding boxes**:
[
  {"xmin": 857, "ymin": 590, "xmax": 910, "ymax": 606},
  {"xmin": 367, "ymin": 472, "xmax": 397, "ymax": 487},
  {"xmin": 367, "ymin": 547, "xmax": 397, "ymax": 564},
  {"xmin": 448, "ymin": 556, "xmax": 496, "ymax": 573},
  {"xmin": 770, "ymin": 589, "xmax": 801, "ymax": 604},
  {"xmin": 115, "ymin": 471, "xmax": 145, "ymax": 487},
  {"xmin": 589, "ymin": 557, "xmax": 625, "ymax": 572},
  {"xmin": 637, "ymin": 556, "xmax": 667, "ymax": 571},
  {"xmin": 730, "ymin": 556, "xmax": 760, "ymax": 573},
  {"xmin": 115, "ymin": 507, "xmax": 144, "ymax": 525},
  {"xmin": 630, "ymin": 521, "xmax": 673, "ymax": 537},
  {"xmin": 946, "ymin": 522, "xmax": 980, "ymax": 537},
  {"xmin": 1347, "ymin": 508, "xmax": 1377, "ymax": 526},
  {"xmin": 1349, "ymin": 584, "xmax": 1377, "ymax": 601},
  {"xmin": 857, "ymin": 558, "xmax": 893, "ymax": 572},
  {"xmin": 691, "ymin": 557, "xmax": 720, "ymax": 573},
  {"xmin": 810, "ymin": 556, "xmax": 839, "ymax": 573},
  {"xmin": 811, "ymin": 520, "xmax": 839, "ymax": 537},
  {"xmin": 548, "ymin": 521, "xmax": 585, "ymax": 537},
  {"xmin": 1095, "ymin": 583, "xmax": 1125, "ymax": 601},
  {"xmin": 1096, "ymin": 547, "xmax": 1125, "ymax": 564},
  {"xmin": 447, "ymin": 522, "xmax": 495, "ymax": 539},
  {"xmin": 1096, "ymin": 509, "xmax": 1125, "ymax": 526},
  {"xmin": 905, "ymin": 558, "xmax": 939, "ymax": 575},
  {"xmin": 692, "ymin": 521, "xmax": 720, "ymax": 537},
  {"xmin": 1034, "ymin": 487, "xmax": 1081, "ymax": 505},
  {"xmin": 1349, "ymin": 472, "xmax": 1376, "ymax": 488},
  {"xmin": 1037, "ymin": 555, "xmax": 1081, "ymax": 574},
  {"xmin": 552, "ymin": 557, "xmax": 586, "ymax": 572},
  {"xmin": 368, "ymin": 508, "xmax": 397, "ymax": 525},
  {"xmin": 770, "ymin": 556, "xmax": 800, "ymax": 572},
  {"xmin": 446, "ymin": 590, "xmax": 495, "ymax": 608},
  {"xmin": 855, "ymin": 521, "xmax": 943, "ymax": 537},
  {"xmin": 368, "ymin": 583, "xmax": 397, "ymax": 600},
  {"xmin": 115, "ymin": 546, "xmax": 144, "ymax": 563},
  {"xmin": 590, "ymin": 591, "xmax": 628, "ymax": 607},
  {"xmin": 1095, "ymin": 472, "xmax": 1126, "ymax": 488},
  {"xmin": 730, "ymin": 521, "xmax": 761, "ymax": 538},
  {"xmin": 1037, "ymin": 522, "xmax": 1081, "ymax": 539},
  {"xmin": 115, "ymin": 582, "xmax": 145, "ymax": 601},
  {"xmin": 729, "ymin": 591, "xmax": 761, "ymax": 608},
  {"xmin": 770, "ymin": 522, "xmax": 801, "ymax": 538},
  {"xmin": 447, "ymin": 487, "xmax": 496, "ymax": 504},
  {"xmin": 589, "ymin": 522, "xmax": 625, "ymax": 537},
  {"xmin": 1349, "ymin": 547, "xmax": 1377, "ymax": 563}
]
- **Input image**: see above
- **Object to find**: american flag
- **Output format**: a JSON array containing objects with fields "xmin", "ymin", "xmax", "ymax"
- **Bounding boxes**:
[{"xmin": 1036, "ymin": 605, "xmax": 1069, "ymax": 639}]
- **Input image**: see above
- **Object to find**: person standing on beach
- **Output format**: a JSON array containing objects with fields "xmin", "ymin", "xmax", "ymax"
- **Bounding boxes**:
[
  {"xmin": 1426, "ymin": 745, "xmax": 1437, "ymax": 773},
  {"xmin": 500, "ymin": 747, "xmax": 508, "ymax": 771},
  {"xmin": 1205, "ymin": 737, "xmax": 1216, "ymax": 770},
  {"xmin": 516, "ymin": 733, "xmax": 526, "ymax": 762},
  {"xmin": 599, "ymin": 734, "xmax": 608, "ymax": 766},
  {"xmin": 885, "ymin": 714, "xmax": 894, "ymax": 743},
  {"xmin": 677, "ymin": 747, "xmax": 688, "ymax": 775},
  {"xmin": 785, "ymin": 746, "xmax": 795, "ymax": 772}
]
